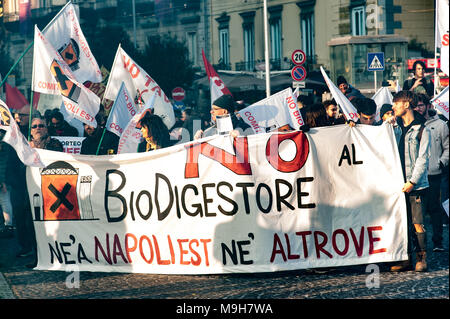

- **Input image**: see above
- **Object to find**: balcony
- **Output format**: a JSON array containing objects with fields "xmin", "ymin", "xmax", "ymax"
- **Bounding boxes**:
[{"xmin": 235, "ymin": 58, "xmax": 287, "ymax": 72}]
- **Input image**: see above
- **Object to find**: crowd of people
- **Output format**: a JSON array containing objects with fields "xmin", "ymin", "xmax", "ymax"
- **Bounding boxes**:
[{"xmin": 0, "ymin": 66, "xmax": 448, "ymax": 272}]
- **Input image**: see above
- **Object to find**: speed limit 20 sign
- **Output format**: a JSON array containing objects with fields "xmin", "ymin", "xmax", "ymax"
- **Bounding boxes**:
[{"xmin": 291, "ymin": 49, "xmax": 306, "ymax": 65}]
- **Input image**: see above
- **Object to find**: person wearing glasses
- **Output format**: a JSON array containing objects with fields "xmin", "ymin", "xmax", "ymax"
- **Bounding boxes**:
[
  {"xmin": 29, "ymin": 117, "xmax": 63, "ymax": 151},
  {"xmin": 47, "ymin": 109, "xmax": 78, "ymax": 137}
]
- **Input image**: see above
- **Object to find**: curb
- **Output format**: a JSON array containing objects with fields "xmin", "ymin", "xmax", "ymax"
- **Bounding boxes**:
[{"xmin": 0, "ymin": 272, "xmax": 16, "ymax": 299}]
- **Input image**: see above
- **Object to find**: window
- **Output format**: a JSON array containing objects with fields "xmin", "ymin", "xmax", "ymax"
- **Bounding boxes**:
[
  {"xmin": 270, "ymin": 18, "xmax": 282, "ymax": 62},
  {"xmin": 243, "ymin": 24, "xmax": 255, "ymax": 71},
  {"xmin": 187, "ymin": 32, "xmax": 197, "ymax": 65},
  {"xmin": 352, "ymin": 6, "xmax": 366, "ymax": 36},
  {"xmin": 219, "ymin": 28, "xmax": 229, "ymax": 66},
  {"xmin": 301, "ymin": 13, "xmax": 315, "ymax": 61}
]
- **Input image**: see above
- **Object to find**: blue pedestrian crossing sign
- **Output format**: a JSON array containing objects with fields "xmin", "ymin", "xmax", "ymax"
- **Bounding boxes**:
[{"xmin": 367, "ymin": 52, "xmax": 385, "ymax": 71}]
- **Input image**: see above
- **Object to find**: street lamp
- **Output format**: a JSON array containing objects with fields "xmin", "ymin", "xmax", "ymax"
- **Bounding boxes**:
[{"xmin": 263, "ymin": 0, "xmax": 271, "ymax": 97}]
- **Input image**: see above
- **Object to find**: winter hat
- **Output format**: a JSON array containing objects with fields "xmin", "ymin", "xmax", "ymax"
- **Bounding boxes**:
[
  {"xmin": 212, "ymin": 94, "xmax": 236, "ymax": 114},
  {"xmin": 379, "ymin": 104, "xmax": 393, "ymax": 119},
  {"xmin": 337, "ymin": 76, "xmax": 348, "ymax": 86}
]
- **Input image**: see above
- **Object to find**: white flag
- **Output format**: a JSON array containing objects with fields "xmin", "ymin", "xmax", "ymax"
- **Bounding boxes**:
[
  {"xmin": 320, "ymin": 66, "xmax": 359, "ymax": 122},
  {"xmin": 436, "ymin": 0, "xmax": 449, "ymax": 76},
  {"xmin": 293, "ymin": 87, "xmax": 300, "ymax": 99},
  {"xmin": 431, "ymin": 86, "xmax": 449, "ymax": 120},
  {"xmin": 372, "ymin": 86, "xmax": 393, "ymax": 121},
  {"xmin": 42, "ymin": 1, "xmax": 102, "ymax": 83},
  {"xmin": 32, "ymin": 26, "xmax": 100, "ymax": 127},
  {"xmin": 395, "ymin": 80, "xmax": 401, "ymax": 93},
  {"xmin": 0, "ymin": 99, "xmax": 45, "ymax": 168},
  {"xmin": 117, "ymin": 94, "xmax": 156, "ymax": 154},
  {"xmin": 238, "ymin": 88, "xmax": 304, "ymax": 134},
  {"xmin": 104, "ymin": 45, "xmax": 175, "ymax": 130},
  {"xmin": 106, "ymin": 82, "xmax": 139, "ymax": 137}
]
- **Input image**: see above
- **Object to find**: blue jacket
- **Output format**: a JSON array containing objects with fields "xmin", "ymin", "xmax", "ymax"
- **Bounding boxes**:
[{"xmin": 396, "ymin": 113, "xmax": 431, "ymax": 190}]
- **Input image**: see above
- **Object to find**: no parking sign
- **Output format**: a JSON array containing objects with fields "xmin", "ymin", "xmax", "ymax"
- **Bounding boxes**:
[{"xmin": 291, "ymin": 65, "xmax": 307, "ymax": 82}]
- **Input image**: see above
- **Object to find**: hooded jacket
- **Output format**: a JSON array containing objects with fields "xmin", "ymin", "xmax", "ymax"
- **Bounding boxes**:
[{"xmin": 425, "ymin": 110, "xmax": 449, "ymax": 175}]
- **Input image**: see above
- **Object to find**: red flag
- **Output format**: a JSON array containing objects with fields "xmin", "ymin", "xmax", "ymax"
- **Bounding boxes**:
[
  {"xmin": 32, "ymin": 91, "xmax": 41, "ymax": 109},
  {"xmin": 201, "ymin": 49, "xmax": 232, "ymax": 105},
  {"xmin": 5, "ymin": 83, "xmax": 29, "ymax": 110}
]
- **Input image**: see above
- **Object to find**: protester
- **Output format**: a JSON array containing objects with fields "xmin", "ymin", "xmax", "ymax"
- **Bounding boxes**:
[
  {"xmin": 138, "ymin": 113, "xmax": 171, "ymax": 152},
  {"xmin": 194, "ymin": 95, "xmax": 249, "ymax": 139},
  {"xmin": 0, "ymin": 136, "xmax": 14, "ymax": 239},
  {"xmin": 403, "ymin": 60, "xmax": 434, "ymax": 97},
  {"xmin": 13, "ymin": 112, "xmax": 30, "ymax": 138},
  {"xmin": 80, "ymin": 114, "xmax": 119, "ymax": 155},
  {"xmin": 323, "ymin": 100, "xmax": 345, "ymax": 125},
  {"xmin": 47, "ymin": 109, "xmax": 79, "ymax": 137},
  {"xmin": 391, "ymin": 90, "xmax": 431, "ymax": 272},
  {"xmin": 297, "ymin": 94, "xmax": 313, "ymax": 109},
  {"xmin": 414, "ymin": 94, "xmax": 449, "ymax": 252},
  {"xmin": 6, "ymin": 139, "xmax": 36, "ymax": 262},
  {"xmin": 352, "ymin": 98, "xmax": 380, "ymax": 125},
  {"xmin": 29, "ymin": 117, "xmax": 64, "ymax": 151},
  {"xmin": 303, "ymin": 103, "xmax": 330, "ymax": 128},
  {"xmin": 170, "ymin": 108, "xmax": 194, "ymax": 142},
  {"xmin": 336, "ymin": 76, "xmax": 365, "ymax": 102},
  {"xmin": 12, "ymin": 106, "xmax": 40, "ymax": 140},
  {"xmin": 379, "ymin": 104, "xmax": 395, "ymax": 123}
]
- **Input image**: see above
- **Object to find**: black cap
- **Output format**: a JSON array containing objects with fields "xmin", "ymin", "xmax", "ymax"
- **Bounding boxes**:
[
  {"xmin": 337, "ymin": 76, "xmax": 348, "ymax": 86},
  {"xmin": 212, "ymin": 94, "xmax": 236, "ymax": 114},
  {"xmin": 379, "ymin": 104, "xmax": 393, "ymax": 119}
]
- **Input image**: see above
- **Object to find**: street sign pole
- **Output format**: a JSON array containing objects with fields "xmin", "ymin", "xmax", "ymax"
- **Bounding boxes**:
[
  {"xmin": 374, "ymin": 70, "xmax": 377, "ymax": 93},
  {"xmin": 291, "ymin": 49, "xmax": 307, "ymax": 89},
  {"xmin": 368, "ymin": 52, "xmax": 385, "ymax": 93}
]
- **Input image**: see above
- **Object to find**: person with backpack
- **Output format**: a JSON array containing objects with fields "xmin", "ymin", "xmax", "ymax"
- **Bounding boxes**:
[
  {"xmin": 390, "ymin": 90, "xmax": 431, "ymax": 272},
  {"xmin": 403, "ymin": 60, "xmax": 434, "ymax": 98}
]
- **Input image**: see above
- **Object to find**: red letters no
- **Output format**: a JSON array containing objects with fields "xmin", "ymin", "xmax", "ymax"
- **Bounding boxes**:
[{"xmin": 184, "ymin": 137, "xmax": 252, "ymax": 178}]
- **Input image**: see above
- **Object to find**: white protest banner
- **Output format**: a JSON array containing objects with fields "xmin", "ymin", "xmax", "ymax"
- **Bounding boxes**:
[
  {"xmin": 103, "ymin": 45, "xmax": 175, "ymax": 130},
  {"xmin": 372, "ymin": 86, "xmax": 393, "ymax": 121},
  {"xmin": 431, "ymin": 86, "xmax": 449, "ymax": 119},
  {"xmin": 436, "ymin": 0, "xmax": 449, "ymax": 76},
  {"xmin": 42, "ymin": 1, "xmax": 102, "ymax": 84},
  {"xmin": 201, "ymin": 49, "xmax": 232, "ymax": 106},
  {"xmin": 443, "ymin": 199, "xmax": 449, "ymax": 217},
  {"xmin": 238, "ymin": 88, "xmax": 304, "ymax": 134},
  {"xmin": 320, "ymin": 67, "xmax": 359, "ymax": 122},
  {"xmin": 52, "ymin": 136, "xmax": 85, "ymax": 154},
  {"xmin": 117, "ymin": 94, "xmax": 156, "ymax": 154},
  {"xmin": 0, "ymin": 99, "xmax": 44, "ymax": 167},
  {"xmin": 32, "ymin": 26, "xmax": 100, "ymax": 127},
  {"xmin": 26, "ymin": 123, "xmax": 408, "ymax": 274},
  {"xmin": 106, "ymin": 82, "xmax": 139, "ymax": 137}
]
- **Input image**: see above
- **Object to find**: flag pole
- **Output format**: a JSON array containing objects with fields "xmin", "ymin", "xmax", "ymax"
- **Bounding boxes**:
[
  {"xmin": 433, "ymin": 0, "xmax": 438, "ymax": 96},
  {"xmin": 27, "ymin": 91, "xmax": 34, "ymax": 141},
  {"xmin": 0, "ymin": 41, "xmax": 33, "ymax": 88},
  {"xmin": 95, "ymin": 125, "xmax": 108, "ymax": 156},
  {"xmin": 95, "ymin": 83, "xmax": 122, "ymax": 155},
  {"xmin": 263, "ymin": 0, "xmax": 271, "ymax": 98}
]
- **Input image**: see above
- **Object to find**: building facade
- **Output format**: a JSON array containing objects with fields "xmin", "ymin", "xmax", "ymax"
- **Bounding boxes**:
[{"xmin": 0, "ymin": 0, "xmax": 438, "ymax": 98}]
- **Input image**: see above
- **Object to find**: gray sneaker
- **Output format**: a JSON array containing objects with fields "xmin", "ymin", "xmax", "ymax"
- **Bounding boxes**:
[{"xmin": 433, "ymin": 246, "xmax": 445, "ymax": 252}]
